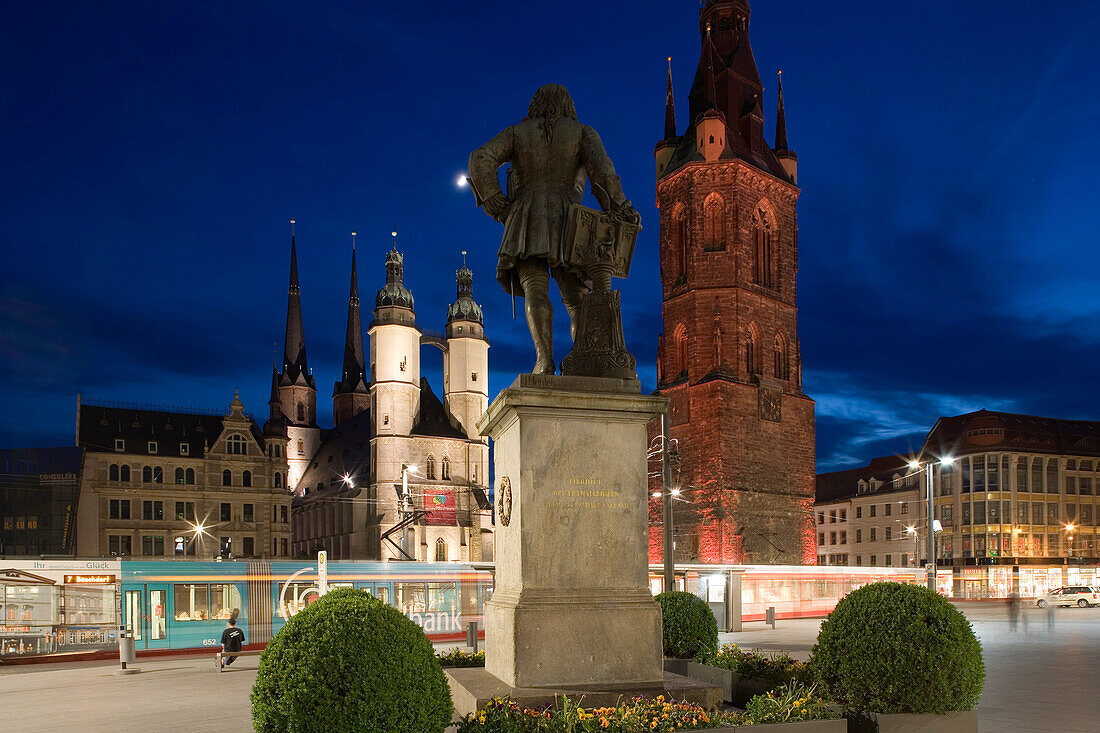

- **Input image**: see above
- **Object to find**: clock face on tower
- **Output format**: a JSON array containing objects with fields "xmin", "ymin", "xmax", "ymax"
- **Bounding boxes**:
[{"xmin": 759, "ymin": 386, "xmax": 782, "ymax": 423}]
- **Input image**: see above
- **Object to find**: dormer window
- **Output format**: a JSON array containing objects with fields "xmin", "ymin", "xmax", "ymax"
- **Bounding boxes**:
[
  {"xmin": 180, "ymin": 443, "xmax": 189, "ymax": 456},
  {"xmin": 115, "ymin": 439, "xmax": 125, "ymax": 452},
  {"xmin": 227, "ymin": 434, "xmax": 247, "ymax": 455},
  {"xmin": 148, "ymin": 441, "xmax": 158, "ymax": 454}
]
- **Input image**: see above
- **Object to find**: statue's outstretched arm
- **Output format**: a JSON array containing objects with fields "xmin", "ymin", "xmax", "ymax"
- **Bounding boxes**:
[
  {"xmin": 581, "ymin": 125, "xmax": 640, "ymax": 224},
  {"xmin": 469, "ymin": 126, "xmax": 515, "ymax": 221}
]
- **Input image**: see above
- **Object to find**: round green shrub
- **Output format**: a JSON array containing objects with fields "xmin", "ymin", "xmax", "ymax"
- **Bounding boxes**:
[
  {"xmin": 810, "ymin": 582, "xmax": 985, "ymax": 715},
  {"xmin": 656, "ymin": 590, "xmax": 718, "ymax": 659},
  {"xmin": 250, "ymin": 587, "xmax": 453, "ymax": 732}
]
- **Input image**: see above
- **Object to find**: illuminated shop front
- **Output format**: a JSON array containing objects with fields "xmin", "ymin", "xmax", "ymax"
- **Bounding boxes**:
[{"xmin": 0, "ymin": 561, "xmax": 120, "ymax": 657}]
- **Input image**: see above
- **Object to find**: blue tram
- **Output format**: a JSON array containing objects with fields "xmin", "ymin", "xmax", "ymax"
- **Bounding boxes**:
[{"xmin": 120, "ymin": 560, "xmax": 493, "ymax": 652}]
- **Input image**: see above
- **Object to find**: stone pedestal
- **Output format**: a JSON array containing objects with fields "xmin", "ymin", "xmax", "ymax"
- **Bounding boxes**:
[{"xmin": 476, "ymin": 374, "xmax": 666, "ymax": 689}]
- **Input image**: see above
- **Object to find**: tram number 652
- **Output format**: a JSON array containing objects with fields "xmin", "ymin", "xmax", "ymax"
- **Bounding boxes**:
[{"xmin": 201, "ymin": 638, "xmax": 219, "ymax": 646}]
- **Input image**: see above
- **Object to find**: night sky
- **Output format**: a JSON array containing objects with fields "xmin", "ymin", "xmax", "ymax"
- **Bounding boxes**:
[{"xmin": 2, "ymin": 1, "xmax": 1098, "ymax": 471}]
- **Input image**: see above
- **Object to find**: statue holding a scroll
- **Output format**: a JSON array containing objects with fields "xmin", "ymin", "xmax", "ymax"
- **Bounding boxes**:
[{"xmin": 469, "ymin": 83, "xmax": 640, "ymax": 378}]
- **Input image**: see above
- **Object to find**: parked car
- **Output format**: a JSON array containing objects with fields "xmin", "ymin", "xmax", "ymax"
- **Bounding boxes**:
[{"xmin": 1036, "ymin": 586, "xmax": 1100, "ymax": 608}]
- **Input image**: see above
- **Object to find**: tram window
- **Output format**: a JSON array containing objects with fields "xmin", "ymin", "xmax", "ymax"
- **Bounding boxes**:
[
  {"xmin": 209, "ymin": 584, "xmax": 242, "ymax": 620},
  {"xmin": 427, "ymin": 582, "xmax": 458, "ymax": 614},
  {"xmin": 396, "ymin": 583, "xmax": 426, "ymax": 614},
  {"xmin": 150, "ymin": 590, "xmax": 167, "ymax": 640},
  {"xmin": 174, "ymin": 584, "xmax": 209, "ymax": 621},
  {"xmin": 375, "ymin": 586, "xmax": 389, "ymax": 605}
]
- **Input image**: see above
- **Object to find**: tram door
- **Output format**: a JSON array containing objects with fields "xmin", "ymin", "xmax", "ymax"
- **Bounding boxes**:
[
  {"xmin": 146, "ymin": 584, "xmax": 170, "ymax": 649},
  {"xmin": 123, "ymin": 585, "xmax": 170, "ymax": 649}
]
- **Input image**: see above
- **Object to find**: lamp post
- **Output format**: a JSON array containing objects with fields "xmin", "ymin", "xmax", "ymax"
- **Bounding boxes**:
[
  {"xmin": 400, "ymin": 464, "xmax": 418, "ymax": 560},
  {"xmin": 910, "ymin": 456, "xmax": 953, "ymax": 591},
  {"xmin": 906, "ymin": 525, "xmax": 919, "ymax": 567},
  {"xmin": 661, "ymin": 411, "xmax": 674, "ymax": 593},
  {"xmin": 1065, "ymin": 523, "xmax": 1076, "ymax": 559}
]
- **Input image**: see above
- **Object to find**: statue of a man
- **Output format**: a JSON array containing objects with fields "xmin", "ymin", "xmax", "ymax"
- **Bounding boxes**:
[{"xmin": 470, "ymin": 84, "xmax": 638, "ymax": 374}]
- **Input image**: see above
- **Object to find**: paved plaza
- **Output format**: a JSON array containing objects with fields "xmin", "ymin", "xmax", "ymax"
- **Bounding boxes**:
[{"xmin": 1, "ymin": 603, "xmax": 1097, "ymax": 732}]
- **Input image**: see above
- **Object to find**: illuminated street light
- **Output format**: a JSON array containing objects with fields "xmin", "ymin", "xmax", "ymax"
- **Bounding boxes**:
[{"xmin": 909, "ymin": 455, "xmax": 954, "ymax": 590}]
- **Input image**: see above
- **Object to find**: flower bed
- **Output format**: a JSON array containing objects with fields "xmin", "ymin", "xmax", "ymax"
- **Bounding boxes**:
[
  {"xmin": 455, "ymin": 688, "xmax": 840, "ymax": 732},
  {"xmin": 437, "ymin": 648, "xmax": 486, "ymax": 667},
  {"xmin": 688, "ymin": 645, "xmax": 812, "ymax": 707}
]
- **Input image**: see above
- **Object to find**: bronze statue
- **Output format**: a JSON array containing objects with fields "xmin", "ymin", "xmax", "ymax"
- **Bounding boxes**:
[{"xmin": 470, "ymin": 84, "xmax": 640, "ymax": 375}]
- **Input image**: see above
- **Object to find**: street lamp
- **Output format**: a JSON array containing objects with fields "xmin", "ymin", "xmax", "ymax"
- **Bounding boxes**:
[
  {"xmin": 1065, "ymin": 523, "xmax": 1076, "ymax": 558},
  {"xmin": 400, "ymin": 464, "xmax": 419, "ymax": 559},
  {"xmin": 909, "ymin": 455, "xmax": 954, "ymax": 591}
]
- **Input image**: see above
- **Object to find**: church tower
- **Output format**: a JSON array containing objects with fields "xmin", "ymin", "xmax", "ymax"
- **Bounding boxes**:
[
  {"xmin": 369, "ymin": 238, "xmax": 421, "ymax": 439},
  {"xmin": 277, "ymin": 223, "xmax": 321, "ymax": 491},
  {"xmin": 443, "ymin": 255, "xmax": 489, "ymax": 441},
  {"xmin": 333, "ymin": 235, "xmax": 370, "ymax": 426},
  {"xmin": 652, "ymin": 0, "xmax": 816, "ymax": 565}
]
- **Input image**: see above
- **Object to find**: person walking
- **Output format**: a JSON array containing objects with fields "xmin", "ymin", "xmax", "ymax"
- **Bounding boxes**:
[
  {"xmin": 218, "ymin": 611, "xmax": 245, "ymax": 670},
  {"xmin": 1007, "ymin": 592, "xmax": 1020, "ymax": 631}
]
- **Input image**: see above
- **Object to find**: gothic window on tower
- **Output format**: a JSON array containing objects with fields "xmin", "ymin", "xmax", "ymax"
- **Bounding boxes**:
[
  {"xmin": 426, "ymin": 455, "xmax": 436, "ymax": 480},
  {"xmin": 672, "ymin": 205, "xmax": 688, "ymax": 285},
  {"xmin": 297, "ymin": 438, "xmax": 304, "ymax": 455},
  {"xmin": 773, "ymin": 335, "xmax": 790, "ymax": 380},
  {"xmin": 442, "ymin": 456, "xmax": 451, "ymax": 480},
  {"xmin": 745, "ymin": 325, "xmax": 760, "ymax": 376},
  {"xmin": 703, "ymin": 194, "xmax": 725, "ymax": 251},
  {"xmin": 673, "ymin": 324, "xmax": 688, "ymax": 380},
  {"xmin": 435, "ymin": 537, "xmax": 448, "ymax": 561},
  {"xmin": 752, "ymin": 205, "xmax": 775, "ymax": 289}
]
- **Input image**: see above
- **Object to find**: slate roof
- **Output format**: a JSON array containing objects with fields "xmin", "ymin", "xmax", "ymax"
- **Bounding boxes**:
[
  {"xmin": 294, "ymin": 409, "xmax": 372, "ymax": 499},
  {"xmin": 77, "ymin": 401, "xmax": 265, "ymax": 458},
  {"xmin": 411, "ymin": 378, "xmax": 469, "ymax": 440},
  {"xmin": 924, "ymin": 410, "xmax": 1100, "ymax": 459}
]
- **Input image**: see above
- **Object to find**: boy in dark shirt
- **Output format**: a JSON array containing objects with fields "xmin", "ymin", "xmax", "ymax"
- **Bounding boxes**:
[{"xmin": 218, "ymin": 613, "xmax": 245, "ymax": 669}]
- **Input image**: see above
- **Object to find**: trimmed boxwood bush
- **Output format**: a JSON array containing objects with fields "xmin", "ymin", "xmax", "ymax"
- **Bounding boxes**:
[
  {"xmin": 656, "ymin": 590, "xmax": 718, "ymax": 659},
  {"xmin": 811, "ymin": 582, "xmax": 985, "ymax": 715},
  {"xmin": 250, "ymin": 587, "xmax": 453, "ymax": 732}
]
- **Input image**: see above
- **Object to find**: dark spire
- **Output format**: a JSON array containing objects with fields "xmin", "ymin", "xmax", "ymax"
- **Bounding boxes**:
[
  {"xmin": 335, "ymin": 233, "xmax": 367, "ymax": 394},
  {"xmin": 664, "ymin": 56, "xmax": 677, "ymax": 140},
  {"xmin": 281, "ymin": 219, "xmax": 314, "ymax": 388},
  {"xmin": 263, "ymin": 365, "xmax": 286, "ymax": 437},
  {"xmin": 774, "ymin": 69, "xmax": 789, "ymax": 154}
]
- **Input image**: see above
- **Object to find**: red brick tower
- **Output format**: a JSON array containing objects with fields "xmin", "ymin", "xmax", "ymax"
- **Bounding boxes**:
[{"xmin": 651, "ymin": 0, "xmax": 816, "ymax": 565}]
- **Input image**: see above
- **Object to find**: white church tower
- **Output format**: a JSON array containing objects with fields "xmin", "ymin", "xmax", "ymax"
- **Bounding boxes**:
[{"xmin": 444, "ymin": 257, "xmax": 489, "ymax": 439}]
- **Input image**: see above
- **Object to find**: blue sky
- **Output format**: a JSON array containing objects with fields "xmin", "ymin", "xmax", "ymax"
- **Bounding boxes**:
[{"xmin": 2, "ymin": 1, "xmax": 1098, "ymax": 470}]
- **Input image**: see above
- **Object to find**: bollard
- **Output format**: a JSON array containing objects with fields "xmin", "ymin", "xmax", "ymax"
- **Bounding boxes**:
[
  {"xmin": 115, "ymin": 626, "xmax": 141, "ymax": 675},
  {"xmin": 765, "ymin": 606, "xmax": 776, "ymax": 629},
  {"xmin": 466, "ymin": 621, "xmax": 479, "ymax": 653}
]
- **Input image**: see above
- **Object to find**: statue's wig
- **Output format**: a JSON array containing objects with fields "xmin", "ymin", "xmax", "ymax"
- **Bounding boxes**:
[{"xmin": 525, "ymin": 84, "xmax": 578, "ymax": 121}]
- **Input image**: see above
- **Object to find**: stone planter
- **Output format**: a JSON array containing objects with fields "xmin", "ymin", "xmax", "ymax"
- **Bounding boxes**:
[
  {"xmin": 664, "ymin": 659, "xmax": 735, "ymax": 703},
  {"xmin": 846, "ymin": 710, "xmax": 978, "ymax": 733},
  {"xmin": 682, "ymin": 720, "xmax": 847, "ymax": 733},
  {"xmin": 731, "ymin": 672, "xmax": 775, "ymax": 707}
]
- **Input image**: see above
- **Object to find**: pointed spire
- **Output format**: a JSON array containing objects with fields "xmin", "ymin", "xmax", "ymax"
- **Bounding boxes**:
[
  {"xmin": 664, "ymin": 56, "xmax": 677, "ymax": 139},
  {"xmin": 337, "ymin": 233, "xmax": 366, "ymax": 392},
  {"xmin": 281, "ymin": 219, "xmax": 314, "ymax": 388},
  {"xmin": 774, "ymin": 70, "xmax": 789, "ymax": 154}
]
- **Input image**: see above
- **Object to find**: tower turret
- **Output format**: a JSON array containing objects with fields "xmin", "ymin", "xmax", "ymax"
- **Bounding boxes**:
[
  {"xmin": 369, "ymin": 231, "xmax": 420, "ymax": 438},
  {"xmin": 444, "ymin": 252, "xmax": 489, "ymax": 439},
  {"xmin": 333, "ymin": 234, "xmax": 370, "ymax": 426}
]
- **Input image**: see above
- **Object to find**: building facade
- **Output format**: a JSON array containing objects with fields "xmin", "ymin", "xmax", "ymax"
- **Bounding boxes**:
[
  {"xmin": 74, "ymin": 393, "xmax": 292, "ymax": 560},
  {"xmin": 651, "ymin": 0, "xmax": 815, "ymax": 565},
  {"xmin": 288, "ymin": 239, "xmax": 493, "ymax": 561},
  {"xmin": 0, "ymin": 447, "xmax": 84, "ymax": 557},
  {"xmin": 816, "ymin": 410, "xmax": 1100, "ymax": 597}
]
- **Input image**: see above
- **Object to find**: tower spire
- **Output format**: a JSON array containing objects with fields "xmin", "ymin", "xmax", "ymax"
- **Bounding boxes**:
[
  {"xmin": 774, "ymin": 70, "xmax": 789, "ymax": 154},
  {"xmin": 664, "ymin": 57, "xmax": 677, "ymax": 139},
  {"xmin": 281, "ymin": 219, "xmax": 313, "ymax": 387},
  {"xmin": 340, "ymin": 233, "xmax": 365, "ymax": 387}
]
